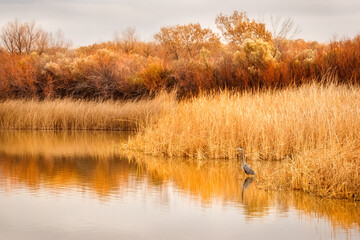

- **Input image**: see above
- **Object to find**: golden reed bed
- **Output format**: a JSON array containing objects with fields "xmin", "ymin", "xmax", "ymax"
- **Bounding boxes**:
[
  {"xmin": 0, "ymin": 93, "xmax": 175, "ymax": 131},
  {"xmin": 126, "ymin": 83, "xmax": 360, "ymax": 200},
  {"xmin": 1, "ymin": 83, "xmax": 359, "ymax": 200}
]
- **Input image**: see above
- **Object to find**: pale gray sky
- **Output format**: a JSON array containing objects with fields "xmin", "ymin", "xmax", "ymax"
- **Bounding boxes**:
[{"xmin": 0, "ymin": 0, "xmax": 359, "ymax": 47}]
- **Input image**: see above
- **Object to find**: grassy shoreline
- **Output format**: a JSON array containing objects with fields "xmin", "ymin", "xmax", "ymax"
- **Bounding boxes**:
[
  {"xmin": 126, "ymin": 83, "xmax": 360, "ymax": 200},
  {"xmin": 1, "ymin": 83, "xmax": 359, "ymax": 200},
  {"xmin": 0, "ymin": 93, "xmax": 175, "ymax": 131},
  {"xmin": 128, "ymin": 83, "xmax": 360, "ymax": 158}
]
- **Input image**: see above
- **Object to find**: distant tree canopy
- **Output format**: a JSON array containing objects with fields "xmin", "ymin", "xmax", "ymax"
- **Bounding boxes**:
[
  {"xmin": 114, "ymin": 27, "xmax": 138, "ymax": 54},
  {"xmin": 216, "ymin": 11, "xmax": 272, "ymax": 46},
  {"xmin": 154, "ymin": 23, "xmax": 221, "ymax": 59},
  {"xmin": 0, "ymin": 19, "xmax": 71, "ymax": 55},
  {"xmin": 1, "ymin": 12, "xmax": 360, "ymax": 100}
]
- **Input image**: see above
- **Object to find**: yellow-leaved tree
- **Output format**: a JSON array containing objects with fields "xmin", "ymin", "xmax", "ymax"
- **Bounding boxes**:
[
  {"xmin": 215, "ymin": 11, "xmax": 272, "ymax": 46},
  {"xmin": 154, "ymin": 23, "xmax": 220, "ymax": 60}
]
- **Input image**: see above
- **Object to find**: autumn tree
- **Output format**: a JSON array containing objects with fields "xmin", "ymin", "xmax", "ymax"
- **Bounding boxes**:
[
  {"xmin": 46, "ymin": 29, "xmax": 72, "ymax": 53},
  {"xmin": 270, "ymin": 16, "xmax": 301, "ymax": 40},
  {"xmin": 269, "ymin": 16, "xmax": 301, "ymax": 59},
  {"xmin": 215, "ymin": 11, "xmax": 272, "ymax": 46},
  {"xmin": 137, "ymin": 41, "xmax": 157, "ymax": 57},
  {"xmin": 154, "ymin": 23, "xmax": 220, "ymax": 59},
  {"xmin": 114, "ymin": 27, "xmax": 138, "ymax": 54},
  {"xmin": 0, "ymin": 19, "xmax": 70, "ymax": 55}
]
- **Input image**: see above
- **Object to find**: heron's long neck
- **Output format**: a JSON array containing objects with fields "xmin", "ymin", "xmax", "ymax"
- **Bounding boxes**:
[{"xmin": 240, "ymin": 151, "xmax": 245, "ymax": 167}]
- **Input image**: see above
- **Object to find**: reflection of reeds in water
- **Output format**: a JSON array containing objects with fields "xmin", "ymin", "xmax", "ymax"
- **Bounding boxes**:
[
  {"xmin": 274, "ymin": 191, "xmax": 360, "ymax": 233},
  {"xmin": 0, "ymin": 130, "xmax": 131, "ymax": 157},
  {"xmin": 0, "ymin": 131, "xmax": 359, "ymax": 232},
  {"xmin": 1, "ymin": 153, "xmax": 359, "ymax": 231},
  {"xmin": 0, "ymin": 154, "xmax": 137, "ymax": 200},
  {"xmin": 132, "ymin": 156, "xmax": 360, "ymax": 231},
  {"xmin": 134, "ymin": 156, "xmax": 247, "ymax": 203},
  {"xmin": 0, "ymin": 130, "xmax": 135, "ymax": 199}
]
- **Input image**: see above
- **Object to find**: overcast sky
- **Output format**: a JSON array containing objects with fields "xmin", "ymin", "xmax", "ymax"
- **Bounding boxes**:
[{"xmin": 0, "ymin": 0, "xmax": 359, "ymax": 47}]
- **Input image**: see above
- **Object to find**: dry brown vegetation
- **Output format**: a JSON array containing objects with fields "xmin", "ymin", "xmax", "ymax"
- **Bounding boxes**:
[
  {"xmin": 0, "ymin": 92, "xmax": 175, "ymax": 130},
  {"xmin": 1, "ymin": 11, "xmax": 359, "ymax": 201},
  {"xmin": 126, "ymin": 83, "xmax": 360, "ymax": 200},
  {"xmin": 127, "ymin": 83, "xmax": 360, "ymax": 159},
  {"xmin": 1, "ymin": 82, "xmax": 359, "ymax": 200},
  {"xmin": 1, "ymin": 12, "xmax": 360, "ymax": 100},
  {"xmin": 0, "ymin": 75, "xmax": 359, "ymax": 201}
]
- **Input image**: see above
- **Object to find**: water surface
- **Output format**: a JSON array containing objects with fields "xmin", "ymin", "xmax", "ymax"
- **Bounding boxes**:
[{"xmin": 0, "ymin": 130, "xmax": 359, "ymax": 240}]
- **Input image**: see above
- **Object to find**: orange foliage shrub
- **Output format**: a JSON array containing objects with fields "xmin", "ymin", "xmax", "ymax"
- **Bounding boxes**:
[
  {"xmin": 326, "ymin": 36, "xmax": 360, "ymax": 82},
  {"xmin": 43, "ymin": 49, "xmax": 149, "ymax": 99},
  {"xmin": 1, "ymin": 14, "xmax": 360, "ymax": 100},
  {"xmin": 0, "ymin": 53, "xmax": 42, "ymax": 99},
  {"xmin": 139, "ymin": 60, "xmax": 171, "ymax": 92}
]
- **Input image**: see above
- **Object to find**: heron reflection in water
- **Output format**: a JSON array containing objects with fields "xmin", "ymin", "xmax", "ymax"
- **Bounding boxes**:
[
  {"xmin": 241, "ymin": 176, "xmax": 255, "ymax": 202},
  {"xmin": 237, "ymin": 147, "xmax": 255, "ymax": 175}
]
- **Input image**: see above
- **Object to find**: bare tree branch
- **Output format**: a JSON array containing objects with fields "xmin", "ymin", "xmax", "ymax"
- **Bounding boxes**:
[{"xmin": 0, "ymin": 19, "xmax": 71, "ymax": 54}]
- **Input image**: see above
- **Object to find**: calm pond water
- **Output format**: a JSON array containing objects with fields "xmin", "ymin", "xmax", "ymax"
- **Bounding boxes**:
[{"xmin": 0, "ymin": 130, "xmax": 359, "ymax": 240}]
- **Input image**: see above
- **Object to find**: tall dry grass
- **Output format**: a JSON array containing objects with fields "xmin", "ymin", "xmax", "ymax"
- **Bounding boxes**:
[
  {"xmin": 126, "ymin": 83, "xmax": 360, "ymax": 200},
  {"xmin": 260, "ymin": 144, "xmax": 360, "ymax": 200},
  {"xmin": 0, "ymin": 92, "xmax": 175, "ymax": 131}
]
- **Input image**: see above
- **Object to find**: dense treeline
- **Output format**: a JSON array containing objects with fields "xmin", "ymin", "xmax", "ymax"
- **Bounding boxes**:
[{"xmin": 0, "ymin": 11, "xmax": 359, "ymax": 100}]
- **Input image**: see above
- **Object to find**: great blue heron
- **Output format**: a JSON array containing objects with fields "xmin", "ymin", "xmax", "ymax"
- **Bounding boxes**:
[{"xmin": 237, "ymin": 147, "xmax": 255, "ymax": 175}]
